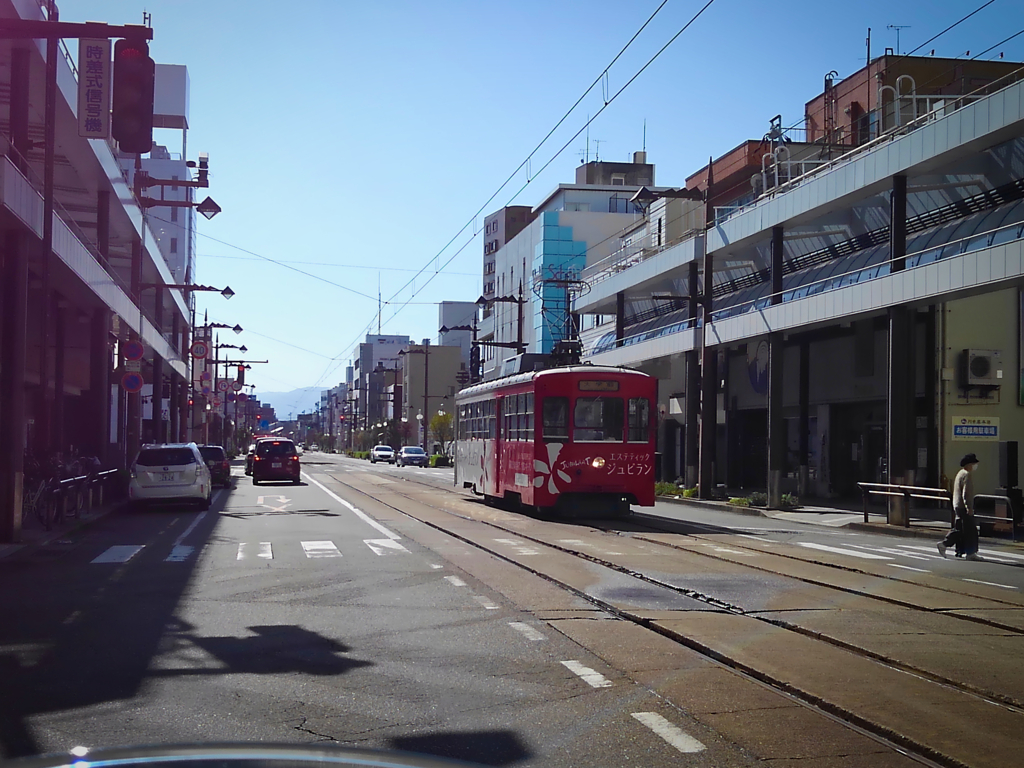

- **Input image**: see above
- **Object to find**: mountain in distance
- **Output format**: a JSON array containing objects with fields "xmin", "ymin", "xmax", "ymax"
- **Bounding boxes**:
[{"xmin": 255, "ymin": 387, "xmax": 323, "ymax": 420}]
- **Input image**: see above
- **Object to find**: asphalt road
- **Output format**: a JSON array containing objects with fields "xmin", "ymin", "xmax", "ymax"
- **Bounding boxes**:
[{"xmin": 3, "ymin": 453, "xmax": 1023, "ymax": 768}]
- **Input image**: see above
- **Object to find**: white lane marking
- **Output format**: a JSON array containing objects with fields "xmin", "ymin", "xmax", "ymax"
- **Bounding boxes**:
[
  {"xmin": 473, "ymin": 595, "xmax": 500, "ymax": 610},
  {"xmin": 561, "ymin": 660, "xmax": 613, "ymax": 688},
  {"xmin": 558, "ymin": 539, "xmax": 585, "ymax": 545},
  {"xmin": 509, "ymin": 622, "xmax": 546, "ymax": 641},
  {"xmin": 980, "ymin": 549, "xmax": 1024, "ymax": 561},
  {"xmin": 494, "ymin": 537, "xmax": 541, "ymax": 556},
  {"xmin": 302, "ymin": 472, "xmax": 401, "ymax": 540},
  {"xmin": 237, "ymin": 542, "xmax": 273, "ymax": 560},
  {"xmin": 799, "ymin": 542, "xmax": 891, "ymax": 560},
  {"xmin": 365, "ymin": 538, "xmax": 410, "ymax": 556},
  {"xmin": 92, "ymin": 545, "xmax": 144, "ymax": 564},
  {"xmin": 712, "ymin": 547, "xmax": 755, "ymax": 556},
  {"xmin": 963, "ymin": 578, "xmax": 1018, "ymax": 590},
  {"xmin": 735, "ymin": 534, "xmax": 770, "ymax": 543},
  {"xmin": 165, "ymin": 545, "xmax": 194, "ymax": 562},
  {"xmin": 429, "ymin": 563, "xmax": 443, "ymax": 570},
  {"xmin": 444, "ymin": 575, "xmax": 467, "ymax": 587},
  {"xmin": 301, "ymin": 540, "xmax": 342, "ymax": 559},
  {"xmin": 631, "ymin": 712, "xmax": 705, "ymax": 754},
  {"xmin": 887, "ymin": 563, "xmax": 930, "ymax": 573}
]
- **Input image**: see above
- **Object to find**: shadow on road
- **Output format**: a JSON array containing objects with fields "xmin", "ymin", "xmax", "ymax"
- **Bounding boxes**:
[{"xmin": 389, "ymin": 730, "xmax": 531, "ymax": 767}]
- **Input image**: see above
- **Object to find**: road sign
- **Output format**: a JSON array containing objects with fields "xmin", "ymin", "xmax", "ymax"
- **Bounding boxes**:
[
  {"xmin": 232, "ymin": 380, "xmax": 243, "ymax": 392},
  {"xmin": 121, "ymin": 372, "xmax": 144, "ymax": 393},
  {"xmin": 212, "ymin": 396, "xmax": 223, "ymax": 407},
  {"xmin": 236, "ymin": 393, "xmax": 249, "ymax": 402},
  {"xmin": 123, "ymin": 340, "xmax": 144, "ymax": 361},
  {"xmin": 200, "ymin": 385, "xmax": 211, "ymax": 396},
  {"xmin": 260, "ymin": 420, "xmax": 269, "ymax": 430},
  {"xmin": 124, "ymin": 360, "xmax": 141, "ymax": 372},
  {"xmin": 226, "ymin": 393, "xmax": 236, "ymax": 403},
  {"xmin": 190, "ymin": 340, "xmax": 209, "ymax": 359},
  {"xmin": 217, "ymin": 379, "xmax": 231, "ymax": 392},
  {"xmin": 201, "ymin": 370, "xmax": 211, "ymax": 381}
]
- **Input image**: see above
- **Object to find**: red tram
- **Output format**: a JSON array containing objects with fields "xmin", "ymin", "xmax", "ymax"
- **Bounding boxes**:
[{"xmin": 454, "ymin": 365, "xmax": 657, "ymax": 516}]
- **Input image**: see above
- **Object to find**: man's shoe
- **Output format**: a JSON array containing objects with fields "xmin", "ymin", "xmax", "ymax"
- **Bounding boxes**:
[
  {"xmin": 936, "ymin": 543, "xmax": 947, "ymax": 557},
  {"xmin": 966, "ymin": 553, "xmax": 982, "ymax": 561}
]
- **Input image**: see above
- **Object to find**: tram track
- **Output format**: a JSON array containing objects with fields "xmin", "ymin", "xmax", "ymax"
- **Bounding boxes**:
[{"xmin": 316, "ymin": 462, "xmax": 1024, "ymax": 768}]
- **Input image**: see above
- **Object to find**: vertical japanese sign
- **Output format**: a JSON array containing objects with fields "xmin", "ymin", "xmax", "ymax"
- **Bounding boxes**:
[{"xmin": 78, "ymin": 39, "xmax": 111, "ymax": 139}]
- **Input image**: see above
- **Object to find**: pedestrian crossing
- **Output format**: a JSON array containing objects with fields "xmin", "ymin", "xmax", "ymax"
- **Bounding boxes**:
[{"xmin": 89, "ymin": 537, "xmax": 410, "ymax": 565}]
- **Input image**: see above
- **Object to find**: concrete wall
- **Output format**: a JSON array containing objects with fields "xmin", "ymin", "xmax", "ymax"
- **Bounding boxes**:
[{"xmin": 941, "ymin": 287, "xmax": 1024, "ymax": 492}]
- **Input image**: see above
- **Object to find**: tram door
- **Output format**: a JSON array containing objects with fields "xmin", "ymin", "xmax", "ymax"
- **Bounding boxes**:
[{"xmin": 494, "ymin": 396, "xmax": 503, "ymax": 496}]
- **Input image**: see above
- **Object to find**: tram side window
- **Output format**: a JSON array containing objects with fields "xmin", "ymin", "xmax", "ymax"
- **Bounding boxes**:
[
  {"xmin": 627, "ymin": 397, "xmax": 650, "ymax": 442},
  {"xmin": 574, "ymin": 397, "xmax": 624, "ymax": 442},
  {"xmin": 459, "ymin": 404, "xmax": 467, "ymax": 439},
  {"xmin": 488, "ymin": 400, "xmax": 496, "ymax": 439},
  {"xmin": 514, "ymin": 394, "xmax": 523, "ymax": 441},
  {"xmin": 542, "ymin": 397, "xmax": 569, "ymax": 441},
  {"xmin": 526, "ymin": 393, "xmax": 534, "ymax": 441}
]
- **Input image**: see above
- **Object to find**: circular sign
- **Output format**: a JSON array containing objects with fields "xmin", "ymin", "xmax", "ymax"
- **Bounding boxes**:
[
  {"xmin": 227, "ymin": 393, "xmax": 236, "ymax": 403},
  {"xmin": 190, "ymin": 340, "xmax": 209, "ymax": 359},
  {"xmin": 201, "ymin": 370, "xmax": 212, "ymax": 381},
  {"xmin": 212, "ymin": 396, "xmax": 223, "ymax": 407},
  {"xmin": 121, "ymin": 372, "xmax": 144, "ymax": 393},
  {"xmin": 232, "ymin": 380, "xmax": 244, "ymax": 392},
  {"xmin": 201, "ymin": 385, "xmax": 211, "ymax": 396},
  {"xmin": 217, "ymin": 379, "xmax": 231, "ymax": 392},
  {"xmin": 236, "ymin": 393, "xmax": 249, "ymax": 402},
  {"xmin": 123, "ymin": 340, "xmax": 145, "ymax": 361}
]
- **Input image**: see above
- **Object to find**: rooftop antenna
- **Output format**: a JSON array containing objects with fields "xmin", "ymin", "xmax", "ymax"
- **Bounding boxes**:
[
  {"xmin": 143, "ymin": 11, "xmax": 151, "ymax": 27},
  {"xmin": 592, "ymin": 138, "xmax": 605, "ymax": 162},
  {"xmin": 866, "ymin": 27, "xmax": 871, "ymax": 66},
  {"xmin": 887, "ymin": 24, "xmax": 910, "ymax": 55},
  {"xmin": 377, "ymin": 273, "xmax": 381, "ymax": 334},
  {"xmin": 643, "ymin": 119, "xmax": 647, "ymax": 153}
]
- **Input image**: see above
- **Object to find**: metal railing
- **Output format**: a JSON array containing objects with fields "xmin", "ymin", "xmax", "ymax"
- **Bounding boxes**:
[{"xmin": 858, "ymin": 482, "xmax": 950, "ymax": 528}]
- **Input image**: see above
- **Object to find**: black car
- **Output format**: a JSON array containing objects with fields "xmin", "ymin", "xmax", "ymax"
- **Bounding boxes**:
[
  {"xmin": 252, "ymin": 438, "xmax": 301, "ymax": 484},
  {"xmin": 198, "ymin": 444, "xmax": 232, "ymax": 487}
]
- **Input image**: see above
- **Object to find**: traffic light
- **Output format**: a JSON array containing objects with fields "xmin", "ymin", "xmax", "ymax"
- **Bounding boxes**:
[
  {"xmin": 339, "ymin": 414, "xmax": 345, "ymax": 422},
  {"xmin": 112, "ymin": 37, "xmax": 155, "ymax": 154},
  {"xmin": 237, "ymin": 365, "xmax": 245, "ymax": 385}
]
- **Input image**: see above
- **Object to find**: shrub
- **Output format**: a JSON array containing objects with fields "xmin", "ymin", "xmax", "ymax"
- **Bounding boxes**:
[
  {"xmin": 682, "ymin": 487, "xmax": 698, "ymax": 498},
  {"xmin": 728, "ymin": 496, "xmax": 751, "ymax": 507},
  {"xmin": 430, "ymin": 454, "xmax": 451, "ymax": 468},
  {"xmin": 781, "ymin": 493, "xmax": 800, "ymax": 508},
  {"xmin": 749, "ymin": 491, "xmax": 768, "ymax": 507},
  {"xmin": 655, "ymin": 481, "xmax": 680, "ymax": 497}
]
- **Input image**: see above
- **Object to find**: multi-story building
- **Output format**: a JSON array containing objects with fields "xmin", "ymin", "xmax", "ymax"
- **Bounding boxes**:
[
  {"xmin": 478, "ymin": 153, "xmax": 661, "ymax": 379},
  {"xmin": 399, "ymin": 341, "xmax": 462, "ymax": 450},
  {"xmin": 0, "ymin": 5, "xmax": 213, "ymax": 542},
  {"xmin": 575, "ymin": 55, "xmax": 1024, "ymax": 507},
  {"xmin": 351, "ymin": 334, "xmax": 409, "ymax": 429}
]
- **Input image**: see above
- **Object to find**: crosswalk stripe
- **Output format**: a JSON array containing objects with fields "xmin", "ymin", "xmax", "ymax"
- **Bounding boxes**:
[
  {"xmin": 301, "ymin": 540, "xmax": 342, "ymax": 558},
  {"xmin": 364, "ymin": 538, "xmax": 409, "ymax": 556},
  {"xmin": 509, "ymin": 622, "xmax": 546, "ymax": 641},
  {"xmin": 92, "ymin": 545, "xmax": 145, "ymax": 564},
  {"xmin": 165, "ymin": 545, "xmax": 194, "ymax": 562},
  {"xmin": 237, "ymin": 542, "xmax": 273, "ymax": 560},
  {"xmin": 799, "ymin": 542, "xmax": 890, "ymax": 560}
]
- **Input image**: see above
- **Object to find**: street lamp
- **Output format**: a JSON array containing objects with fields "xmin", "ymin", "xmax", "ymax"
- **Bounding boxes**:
[
  {"xmin": 399, "ymin": 343, "xmax": 434, "ymax": 451},
  {"xmin": 476, "ymin": 284, "xmax": 527, "ymax": 356},
  {"xmin": 143, "ymin": 282, "xmax": 234, "ymax": 299}
]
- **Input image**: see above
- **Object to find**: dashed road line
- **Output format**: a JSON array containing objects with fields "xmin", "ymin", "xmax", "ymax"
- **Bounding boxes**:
[
  {"xmin": 237, "ymin": 542, "xmax": 273, "ymax": 560},
  {"xmin": 963, "ymin": 578, "xmax": 1018, "ymax": 590},
  {"xmin": 444, "ymin": 575, "xmax": 467, "ymax": 587},
  {"xmin": 509, "ymin": 622, "xmax": 546, "ymax": 641},
  {"xmin": 631, "ymin": 712, "xmax": 705, "ymax": 754},
  {"xmin": 364, "ymin": 538, "xmax": 410, "ymax": 556},
  {"xmin": 473, "ymin": 595, "xmax": 499, "ymax": 610},
  {"xmin": 887, "ymin": 563, "xmax": 930, "ymax": 573},
  {"xmin": 561, "ymin": 660, "xmax": 612, "ymax": 688}
]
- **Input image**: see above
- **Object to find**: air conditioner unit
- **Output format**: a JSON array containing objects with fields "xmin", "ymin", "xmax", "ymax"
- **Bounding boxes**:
[{"xmin": 960, "ymin": 348, "xmax": 1002, "ymax": 387}]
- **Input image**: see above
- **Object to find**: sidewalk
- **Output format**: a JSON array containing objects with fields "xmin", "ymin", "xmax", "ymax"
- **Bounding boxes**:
[
  {"xmin": 0, "ymin": 499, "xmax": 123, "ymax": 561},
  {"xmin": 656, "ymin": 493, "xmax": 1023, "ymax": 545}
]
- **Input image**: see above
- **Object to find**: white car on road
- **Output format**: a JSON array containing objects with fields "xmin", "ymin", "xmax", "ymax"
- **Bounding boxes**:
[
  {"xmin": 129, "ymin": 443, "xmax": 212, "ymax": 510},
  {"xmin": 370, "ymin": 445, "xmax": 396, "ymax": 464}
]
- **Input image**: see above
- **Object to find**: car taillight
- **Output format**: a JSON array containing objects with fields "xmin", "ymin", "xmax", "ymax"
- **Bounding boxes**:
[
  {"xmin": 254, "ymin": 456, "xmax": 262, "ymax": 462},
  {"xmin": 222, "ymin": 460, "xmax": 230, "ymax": 469},
  {"xmin": 290, "ymin": 455, "xmax": 299, "ymax": 461}
]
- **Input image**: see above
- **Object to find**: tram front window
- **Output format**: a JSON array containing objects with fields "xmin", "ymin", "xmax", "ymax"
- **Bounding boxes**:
[
  {"xmin": 574, "ymin": 396, "xmax": 624, "ymax": 442},
  {"xmin": 542, "ymin": 397, "xmax": 569, "ymax": 441}
]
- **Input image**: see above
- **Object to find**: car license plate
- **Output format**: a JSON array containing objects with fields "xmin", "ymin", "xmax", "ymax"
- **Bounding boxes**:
[
  {"xmin": 160, "ymin": 473, "xmax": 174, "ymax": 482},
  {"xmin": 272, "ymin": 461, "xmax": 282, "ymax": 468}
]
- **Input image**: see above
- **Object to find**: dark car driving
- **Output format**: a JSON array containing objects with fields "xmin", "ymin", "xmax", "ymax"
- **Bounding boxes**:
[
  {"xmin": 252, "ymin": 438, "xmax": 301, "ymax": 484},
  {"xmin": 197, "ymin": 444, "xmax": 231, "ymax": 486}
]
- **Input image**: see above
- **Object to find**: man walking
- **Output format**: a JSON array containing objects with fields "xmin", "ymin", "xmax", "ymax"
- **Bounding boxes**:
[{"xmin": 938, "ymin": 453, "xmax": 980, "ymax": 560}]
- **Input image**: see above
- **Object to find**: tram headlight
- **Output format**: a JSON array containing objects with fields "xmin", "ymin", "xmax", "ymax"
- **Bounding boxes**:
[{"xmin": 591, "ymin": 457, "xmax": 606, "ymax": 468}]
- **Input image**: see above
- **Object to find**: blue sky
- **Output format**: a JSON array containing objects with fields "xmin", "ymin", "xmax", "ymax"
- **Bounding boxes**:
[{"xmin": 60, "ymin": 0, "xmax": 1024, "ymax": 402}]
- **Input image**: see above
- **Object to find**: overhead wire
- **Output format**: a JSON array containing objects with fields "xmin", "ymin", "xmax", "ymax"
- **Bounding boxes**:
[{"xmin": 317, "ymin": 0, "xmax": 720, "ymax": 387}]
